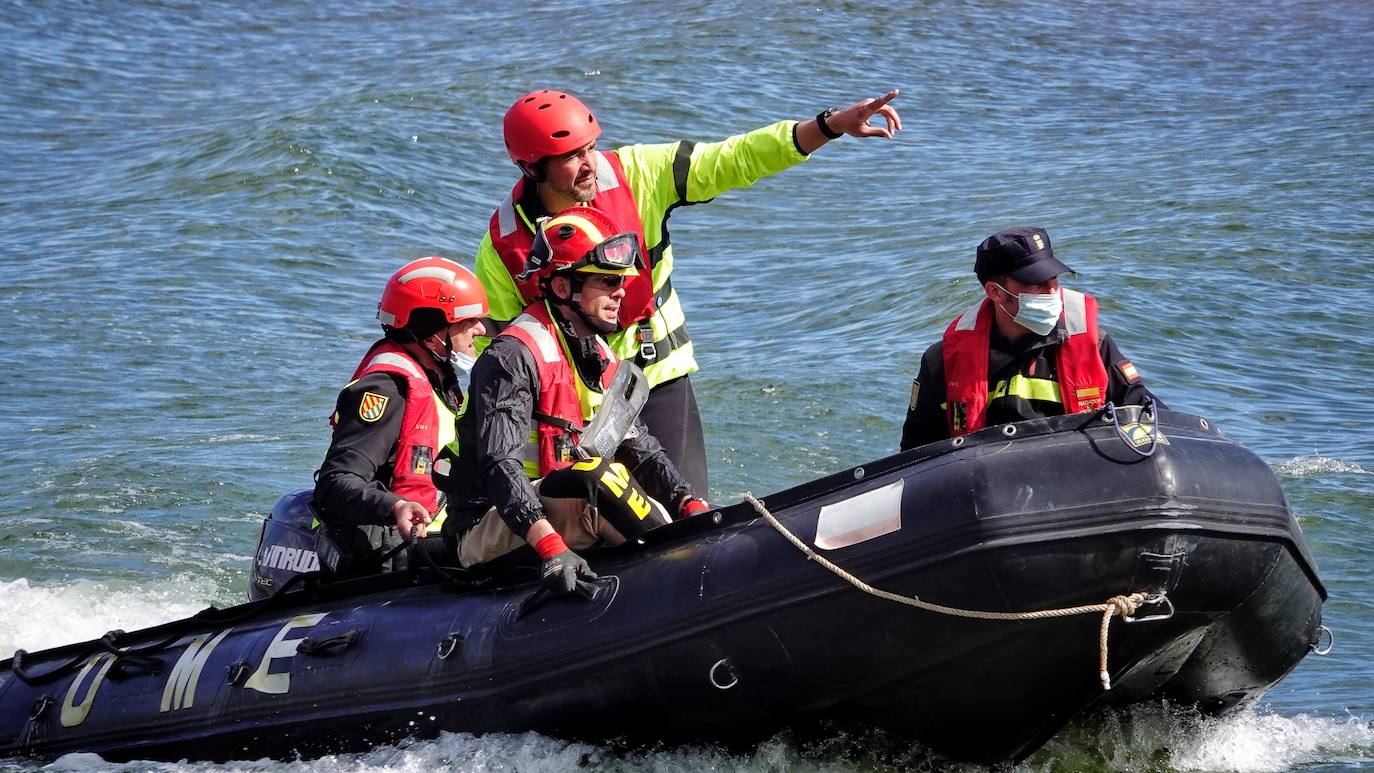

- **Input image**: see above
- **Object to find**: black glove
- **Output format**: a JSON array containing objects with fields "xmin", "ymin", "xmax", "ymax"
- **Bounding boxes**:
[{"xmin": 540, "ymin": 547, "xmax": 599, "ymax": 598}]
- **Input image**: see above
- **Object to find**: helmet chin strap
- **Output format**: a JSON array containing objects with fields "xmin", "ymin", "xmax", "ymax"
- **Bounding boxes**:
[
  {"xmin": 518, "ymin": 159, "xmax": 547, "ymax": 184},
  {"xmin": 547, "ymin": 275, "xmax": 616, "ymax": 336},
  {"xmin": 406, "ymin": 325, "xmax": 456, "ymax": 376}
]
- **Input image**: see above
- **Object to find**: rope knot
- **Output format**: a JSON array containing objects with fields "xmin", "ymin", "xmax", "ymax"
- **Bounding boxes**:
[{"xmin": 1106, "ymin": 594, "xmax": 1143, "ymax": 618}]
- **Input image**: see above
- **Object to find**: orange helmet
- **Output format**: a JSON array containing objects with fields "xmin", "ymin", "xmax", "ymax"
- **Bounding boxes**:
[
  {"xmin": 518, "ymin": 207, "xmax": 641, "ymax": 290},
  {"xmin": 377, "ymin": 257, "xmax": 488, "ymax": 332},
  {"xmin": 503, "ymin": 90, "xmax": 601, "ymax": 166}
]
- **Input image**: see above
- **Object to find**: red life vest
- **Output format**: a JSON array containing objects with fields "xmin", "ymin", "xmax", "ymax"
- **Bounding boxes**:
[
  {"xmin": 942, "ymin": 289, "xmax": 1109, "ymax": 436},
  {"xmin": 339, "ymin": 340, "xmax": 444, "ymax": 513},
  {"xmin": 499, "ymin": 301, "xmax": 617, "ymax": 478},
  {"xmin": 488, "ymin": 151, "xmax": 655, "ymax": 327}
]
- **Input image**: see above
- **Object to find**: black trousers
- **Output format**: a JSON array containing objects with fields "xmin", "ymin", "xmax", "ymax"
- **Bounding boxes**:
[{"xmin": 639, "ymin": 374, "xmax": 709, "ymax": 499}]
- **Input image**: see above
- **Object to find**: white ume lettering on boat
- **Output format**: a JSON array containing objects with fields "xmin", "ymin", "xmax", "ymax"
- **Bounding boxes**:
[
  {"xmin": 59, "ymin": 653, "xmax": 117, "ymax": 728},
  {"xmin": 243, "ymin": 613, "xmax": 327, "ymax": 695},
  {"xmin": 161, "ymin": 629, "xmax": 233, "ymax": 712},
  {"xmin": 814, "ymin": 479, "xmax": 904, "ymax": 550}
]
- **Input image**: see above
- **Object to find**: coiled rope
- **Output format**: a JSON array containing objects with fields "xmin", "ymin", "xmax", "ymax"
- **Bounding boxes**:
[{"xmin": 744, "ymin": 492, "xmax": 1157, "ymax": 690}]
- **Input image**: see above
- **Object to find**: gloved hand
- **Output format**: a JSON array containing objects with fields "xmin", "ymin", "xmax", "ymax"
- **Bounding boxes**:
[
  {"xmin": 679, "ymin": 496, "xmax": 711, "ymax": 519},
  {"xmin": 535, "ymin": 532, "xmax": 598, "ymax": 597}
]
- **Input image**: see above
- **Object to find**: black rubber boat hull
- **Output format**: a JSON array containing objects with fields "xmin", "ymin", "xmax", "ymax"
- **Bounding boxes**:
[{"xmin": 0, "ymin": 408, "xmax": 1325, "ymax": 764}]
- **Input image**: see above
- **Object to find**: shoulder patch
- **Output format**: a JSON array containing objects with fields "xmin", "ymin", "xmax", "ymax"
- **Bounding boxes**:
[
  {"xmin": 358, "ymin": 392, "xmax": 390, "ymax": 423},
  {"xmin": 1116, "ymin": 359, "xmax": 1140, "ymax": 384},
  {"xmin": 908, "ymin": 378, "xmax": 921, "ymax": 411}
]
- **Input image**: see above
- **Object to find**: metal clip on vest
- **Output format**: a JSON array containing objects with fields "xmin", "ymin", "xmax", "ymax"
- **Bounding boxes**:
[{"xmin": 636, "ymin": 322, "xmax": 656, "ymax": 361}]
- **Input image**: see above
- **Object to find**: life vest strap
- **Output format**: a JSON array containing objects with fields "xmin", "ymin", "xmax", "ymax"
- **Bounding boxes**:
[{"xmin": 532, "ymin": 410, "xmax": 582, "ymax": 435}]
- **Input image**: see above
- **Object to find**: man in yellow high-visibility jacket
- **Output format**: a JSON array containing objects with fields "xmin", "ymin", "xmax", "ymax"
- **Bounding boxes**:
[{"xmin": 477, "ymin": 88, "xmax": 901, "ymax": 497}]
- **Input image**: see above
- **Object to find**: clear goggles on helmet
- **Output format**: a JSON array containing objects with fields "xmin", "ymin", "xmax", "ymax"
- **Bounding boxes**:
[
  {"xmin": 573, "ymin": 231, "xmax": 641, "ymax": 273},
  {"xmin": 519, "ymin": 228, "xmax": 642, "ymax": 282}
]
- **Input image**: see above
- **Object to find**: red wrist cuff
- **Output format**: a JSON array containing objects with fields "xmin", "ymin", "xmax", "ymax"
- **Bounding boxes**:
[{"xmin": 534, "ymin": 532, "xmax": 568, "ymax": 560}]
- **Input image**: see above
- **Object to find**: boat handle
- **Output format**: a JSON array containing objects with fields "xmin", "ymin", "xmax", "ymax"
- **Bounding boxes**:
[
  {"xmin": 1311, "ymin": 625, "xmax": 1334, "ymax": 655},
  {"xmin": 109, "ymin": 653, "xmax": 164, "ymax": 677},
  {"xmin": 516, "ymin": 579, "xmax": 602, "ymax": 620},
  {"xmin": 1123, "ymin": 595, "xmax": 1174, "ymax": 623},
  {"xmin": 437, "ymin": 633, "xmax": 464, "ymax": 660},
  {"xmin": 28, "ymin": 696, "xmax": 53, "ymax": 722},
  {"xmin": 297, "ymin": 630, "xmax": 363, "ymax": 655},
  {"xmin": 709, "ymin": 658, "xmax": 738, "ymax": 690}
]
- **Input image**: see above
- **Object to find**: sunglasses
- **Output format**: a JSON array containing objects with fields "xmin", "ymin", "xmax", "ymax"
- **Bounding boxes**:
[{"xmin": 583, "ymin": 273, "xmax": 627, "ymax": 290}]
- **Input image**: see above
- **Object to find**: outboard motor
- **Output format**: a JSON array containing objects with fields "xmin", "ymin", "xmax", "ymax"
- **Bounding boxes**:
[{"xmin": 249, "ymin": 489, "xmax": 321, "ymax": 601}]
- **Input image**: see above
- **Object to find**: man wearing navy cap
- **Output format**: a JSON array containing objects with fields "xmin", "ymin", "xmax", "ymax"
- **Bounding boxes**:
[{"xmin": 900, "ymin": 226, "xmax": 1162, "ymax": 450}]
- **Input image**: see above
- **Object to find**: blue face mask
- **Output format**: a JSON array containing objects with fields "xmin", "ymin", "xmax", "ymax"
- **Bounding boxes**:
[{"xmin": 995, "ymin": 285, "xmax": 1063, "ymax": 336}]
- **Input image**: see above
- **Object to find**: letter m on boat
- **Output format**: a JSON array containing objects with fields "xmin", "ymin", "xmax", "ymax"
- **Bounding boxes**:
[{"xmin": 161, "ymin": 629, "xmax": 232, "ymax": 712}]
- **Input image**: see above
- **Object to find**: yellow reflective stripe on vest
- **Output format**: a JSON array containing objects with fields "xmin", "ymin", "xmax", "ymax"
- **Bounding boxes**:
[
  {"xmin": 607, "ymin": 245, "xmax": 696, "ymax": 386},
  {"xmin": 521, "ymin": 439, "xmax": 542, "ymax": 478},
  {"xmin": 428, "ymin": 390, "xmax": 457, "ymax": 530},
  {"xmin": 991, "ymin": 374, "xmax": 1062, "ymax": 404}
]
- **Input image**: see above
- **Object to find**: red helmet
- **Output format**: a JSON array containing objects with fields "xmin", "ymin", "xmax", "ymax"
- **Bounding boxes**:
[
  {"xmin": 377, "ymin": 257, "xmax": 488, "ymax": 331},
  {"xmin": 503, "ymin": 90, "xmax": 601, "ymax": 166},
  {"xmin": 518, "ymin": 207, "xmax": 641, "ymax": 289}
]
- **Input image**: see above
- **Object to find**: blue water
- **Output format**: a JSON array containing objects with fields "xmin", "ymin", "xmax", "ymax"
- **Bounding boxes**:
[{"xmin": 1, "ymin": 0, "xmax": 1372, "ymax": 769}]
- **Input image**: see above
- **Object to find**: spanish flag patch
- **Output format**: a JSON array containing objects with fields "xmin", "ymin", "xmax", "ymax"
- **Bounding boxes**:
[
  {"xmin": 358, "ymin": 392, "xmax": 389, "ymax": 423},
  {"xmin": 1117, "ymin": 359, "xmax": 1140, "ymax": 384}
]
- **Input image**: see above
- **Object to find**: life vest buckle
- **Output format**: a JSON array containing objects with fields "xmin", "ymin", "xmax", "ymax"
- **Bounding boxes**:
[{"xmin": 637, "ymin": 323, "xmax": 657, "ymax": 362}]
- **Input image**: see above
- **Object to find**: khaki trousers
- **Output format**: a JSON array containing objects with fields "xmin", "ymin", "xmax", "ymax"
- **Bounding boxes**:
[{"xmin": 457, "ymin": 486, "xmax": 625, "ymax": 568}]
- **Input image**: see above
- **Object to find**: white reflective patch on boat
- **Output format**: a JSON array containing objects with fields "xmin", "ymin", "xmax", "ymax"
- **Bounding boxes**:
[{"xmin": 814, "ymin": 479, "xmax": 903, "ymax": 550}]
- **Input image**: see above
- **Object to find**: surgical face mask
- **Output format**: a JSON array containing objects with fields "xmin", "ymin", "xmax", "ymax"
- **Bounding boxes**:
[
  {"xmin": 996, "ymin": 284, "xmax": 1063, "ymax": 336},
  {"xmin": 449, "ymin": 351, "xmax": 476, "ymax": 390}
]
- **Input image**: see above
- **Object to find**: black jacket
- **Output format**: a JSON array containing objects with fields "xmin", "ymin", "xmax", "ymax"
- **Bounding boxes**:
[
  {"xmin": 442, "ymin": 329, "xmax": 692, "ymax": 541},
  {"xmin": 900, "ymin": 323, "xmax": 1162, "ymax": 452},
  {"xmin": 315, "ymin": 357, "xmax": 462, "ymax": 526}
]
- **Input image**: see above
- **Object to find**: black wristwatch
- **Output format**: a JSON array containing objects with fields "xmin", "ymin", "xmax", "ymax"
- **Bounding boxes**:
[{"xmin": 816, "ymin": 107, "xmax": 842, "ymax": 139}]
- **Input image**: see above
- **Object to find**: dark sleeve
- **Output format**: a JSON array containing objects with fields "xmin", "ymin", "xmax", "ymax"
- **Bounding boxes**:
[
  {"xmin": 314, "ymin": 373, "xmax": 406, "ymax": 526},
  {"xmin": 469, "ymin": 337, "xmax": 546, "ymax": 539},
  {"xmin": 1099, "ymin": 333, "xmax": 1167, "ymax": 410},
  {"xmin": 617, "ymin": 417, "xmax": 693, "ymax": 509},
  {"xmin": 900, "ymin": 342, "xmax": 950, "ymax": 452}
]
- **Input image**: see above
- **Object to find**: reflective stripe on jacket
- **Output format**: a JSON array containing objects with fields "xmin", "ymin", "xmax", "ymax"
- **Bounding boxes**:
[
  {"xmin": 343, "ymin": 341, "xmax": 456, "ymax": 517},
  {"xmin": 499, "ymin": 301, "xmax": 616, "ymax": 478},
  {"xmin": 477, "ymin": 120, "xmax": 809, "ymax": 389},
  {"xmin": 942, "ymin": 289, "xmax": 1108, "ymax": 436}
]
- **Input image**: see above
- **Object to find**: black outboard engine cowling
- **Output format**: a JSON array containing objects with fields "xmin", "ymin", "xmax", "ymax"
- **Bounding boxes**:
[{"xmin": 249, "ymin": 489, "xmax": 321, "ymax": 601}]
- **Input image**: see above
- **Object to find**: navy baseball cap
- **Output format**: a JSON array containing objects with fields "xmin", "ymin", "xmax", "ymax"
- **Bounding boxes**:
[{"xmin": 974, "ymin": 226, "xmax": 1074, "ymax": 284}]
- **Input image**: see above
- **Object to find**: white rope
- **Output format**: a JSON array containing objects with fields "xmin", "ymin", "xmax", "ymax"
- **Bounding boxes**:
[{"xmin": 744, "ymin": 492, "xmax": 1156, "ymax": 690}]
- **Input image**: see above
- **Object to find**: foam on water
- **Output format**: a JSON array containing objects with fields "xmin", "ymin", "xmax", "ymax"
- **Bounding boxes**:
[
  {"xmin": 0, "ymin": 575, "xmax": 222, "ymax": 656},
  {"xmin": 1274, "ymin": 455, "xmax": 1369, "ymax": 478},
  {"xmin": 16, "ymin": 707, "xmax": 1373, "ymax": 773},
  {"xmin": 1026, "ymin": 703, "xmax": 1374, "ymax": 773}
]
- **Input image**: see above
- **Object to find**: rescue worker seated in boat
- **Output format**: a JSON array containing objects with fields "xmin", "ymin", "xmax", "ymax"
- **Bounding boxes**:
[
  {"xmin": 443, "ymin": 206, "xmax": 709, "ymax": 596},
  {"xmin": 479, "ymin": 88, "xmax": 903, "ymax": 501},
  {"xmin": 900, "ymin": 226, "xmax": 1163, "ymax": 450},
  {"xmin": 313, "ymin": 257, "xmax": 489, "ymax": 576}
]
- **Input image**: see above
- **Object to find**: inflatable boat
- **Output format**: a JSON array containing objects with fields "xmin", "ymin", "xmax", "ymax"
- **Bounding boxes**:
[{"xmin": 0, "ymin": 406, "xmax": 1327, "ymax": 764}]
